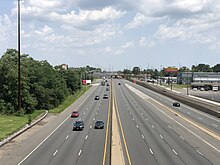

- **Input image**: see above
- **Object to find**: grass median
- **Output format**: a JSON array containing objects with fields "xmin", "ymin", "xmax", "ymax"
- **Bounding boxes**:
[{"xmin": 0, "ymin": 85, "xmax": 90, "ymax": 141}]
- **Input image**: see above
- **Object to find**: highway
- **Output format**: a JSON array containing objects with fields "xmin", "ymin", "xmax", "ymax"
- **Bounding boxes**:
[
  {"xmin": 1, "ymin": 79, "xmax": 220, "ymax": 165},
  {"xmin": 112, "ymin": 80, "xmax": 219, "ymax": 165},
  {"xmin": 17, "ymin": 83, "xmax": 111, "ymax": 165}
]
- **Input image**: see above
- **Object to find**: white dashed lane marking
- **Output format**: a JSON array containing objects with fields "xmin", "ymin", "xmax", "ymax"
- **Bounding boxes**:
[
  {"xmin": 196, "ymin": 150, "xmax": 203, "ymax": 155},
  {"xmin": 78, "ymin": 150, "xmax": 82, "ymax": 156},
  {"xmin": 212, "ymin": 124, "xmax": 218, "ymax": 127},
  {"xmin": 180, "ymin": 136, "xmax": 184, "ymax": 140},
  {"xmin": 53, "ymin": 150, "xmax": 58, "ymax": 156},
  {"xmin": 65, "ymin": 135, "xmax": 69, "ymax": 140},
  {"xmin": 149, "ymin": 149, "xmax": 154, "ymax": 155},
  {"xmin": 85, "ymin": 135, "xmax": 88, "ymax": 140},
  {"xmin": 172, "ymin": 149, "xmax": 178, "ymax": 155}
]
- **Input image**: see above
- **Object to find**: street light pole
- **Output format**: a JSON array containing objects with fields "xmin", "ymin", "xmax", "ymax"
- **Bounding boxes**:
[
  {"xmin": 187, "ymin": 72, "xmax": 189, "ymax": 95},
  {"xmin": 18, "ymin": 0, "xmax": 21, "ymax": 111}
]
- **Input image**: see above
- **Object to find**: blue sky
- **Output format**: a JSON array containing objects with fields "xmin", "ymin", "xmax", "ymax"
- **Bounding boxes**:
[{"xmin": 0, "ymin": 0, "xmax": 220, "ymax": 71}]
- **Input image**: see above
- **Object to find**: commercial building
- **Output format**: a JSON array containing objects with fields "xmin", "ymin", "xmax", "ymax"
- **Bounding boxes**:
[{"xmin": 177, "ymin": 72, "xmax": 220, "ymax": 90}]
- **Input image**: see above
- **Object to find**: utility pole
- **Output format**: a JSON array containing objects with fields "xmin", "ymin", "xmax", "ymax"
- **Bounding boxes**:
[
  {"xmin": 187, "ymin": 72, "xmax": 189, "ymax": 95},
  {"xmin": 18, "ymin": 0, "xmax": 21, "ymax": 111}
]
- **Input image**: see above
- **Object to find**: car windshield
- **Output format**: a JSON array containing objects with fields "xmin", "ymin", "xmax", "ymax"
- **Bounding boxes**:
[{"xmin": 96, "ymin": 121, "xmax": 103, "ymax": 124}]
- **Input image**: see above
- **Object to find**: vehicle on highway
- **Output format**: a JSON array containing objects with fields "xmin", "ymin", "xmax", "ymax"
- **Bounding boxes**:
[
  {"xmin": 162, "ymin": 89, "xmax": 167, "ymax": 92},
  {"xmin": 173, "ymin": 102, "xmax": 180, "ymax": 107},
  {"xmin": 94, "ymin": 120, "xmax": 104, "ymax": 129},
  {"xmin": 103, "ymin": 94, "xmax": 108, "ymax": 99},
  {"xmin": 106, "ymin": 88, "xmax": 109, "ymax": 91},
  {"xmin": 107, "ymin": 82, "xmax": 110, "ymax": 86},
  {"xmin": 94, "ymin": 96, "xmax": 100, "ymax": 100},
  {"xmin": 71, "ymin": 111, "xmax": 79, "ymax": 118},
  {"xmin": 101, "ymin": 81, "xmax": 105, "ymax": 86},
  {"xmin": 73, "ymin": 121, "xmax": 84, "ymax": 131},
  {"xmin": 118, "ymin": 82, "xmax": 121, "ymax": 85}
]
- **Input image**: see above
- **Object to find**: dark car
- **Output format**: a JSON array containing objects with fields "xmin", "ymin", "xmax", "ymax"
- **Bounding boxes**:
[
  {"xmin": 103, "ymin": 94, "xmax": 108, "ymax": 99},
  {"xmin": 95, "ymin": 96, "xmax": 100, "ymax": 100},
  {"xmin": 106, "ymin": 83, "xmax": 110, "ymax": 86},
  {"xmin": 118, "ymin": 82, "xmax": 121, "ymax": 85},
  {"xmin": 106, "ymin": 88, "xmax": 109, "ymax": 91},
  {"xmin": 71, "ymin": 111, "xmax": 79, "ymax": 118},
  {"xmin": 173, "ymin": 102, "xmax": 180, "ymax": 107},
  {"xmin": 94, "ymin": 120, "xmax": 104, "ymax": 129},
  {"xmin": 73, "ymin": 121, "xmax": 84, "ymax": 130}
]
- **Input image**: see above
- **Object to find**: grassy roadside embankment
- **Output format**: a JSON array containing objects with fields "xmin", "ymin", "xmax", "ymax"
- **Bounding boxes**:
[{"xmin": 0, "ymin": 85, "xmax": 90, "ymax": 141}]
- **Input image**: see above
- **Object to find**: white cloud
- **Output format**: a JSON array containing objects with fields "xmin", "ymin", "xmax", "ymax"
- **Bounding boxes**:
[
  {"xmin": 121, "ymin": 41, "xmax": 134, "ymax": 49},
  {"xmin": 139, "ymin": 37, "xmax": 156, "ymax": 48},
  {"xmin": 34, "ymin": 25, "xmax": 54, "ymax": 36}
]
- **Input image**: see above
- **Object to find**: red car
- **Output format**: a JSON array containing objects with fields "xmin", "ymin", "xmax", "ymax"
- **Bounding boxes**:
[{"xmin": 71, "ymin": 111, "xmax": 79, "ymax": 118}]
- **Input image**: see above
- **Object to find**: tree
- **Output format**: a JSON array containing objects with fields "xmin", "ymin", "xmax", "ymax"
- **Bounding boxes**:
[
  {"xmin": 191, "ymin": 64, "xmax": 212, "ymax": 72},
  {"xmin": 132, "ymin": 66, "xmax": 141, "ymax": 75},
  {"xmin": 212, "ymin": 64, "xmax": 220, "ymax": 72},
  {"xmin": 178, "ymin": 66, "xmax": 190, "ymax": 72}
]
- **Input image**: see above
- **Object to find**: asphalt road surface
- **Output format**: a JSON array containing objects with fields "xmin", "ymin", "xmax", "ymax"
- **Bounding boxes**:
[
  {"xmin": 0, "ymin": 79, "xmax": 219, "ymax": 165},
  {"xmin": 17, "ymin": 83, "xmax": 111, "ymax": 165},
  {"xmin": 113, "ymin": 79, "xmax": 219, "ymax": 165}
]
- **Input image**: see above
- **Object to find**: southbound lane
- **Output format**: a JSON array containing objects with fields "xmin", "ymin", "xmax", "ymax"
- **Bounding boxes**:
[{"xmin": 19, "ymin": 84, "xmax": 111, "ymax": 165}]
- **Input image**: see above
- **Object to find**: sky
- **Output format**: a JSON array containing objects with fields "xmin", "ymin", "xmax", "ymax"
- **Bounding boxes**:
[{"xmin": 0, "ymin": 0, "xmax": 220, "ymax": 71}]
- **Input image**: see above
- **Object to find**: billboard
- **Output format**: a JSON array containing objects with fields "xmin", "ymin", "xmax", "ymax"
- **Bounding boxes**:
[{"xmin": 165, "ymin": 67, "xmax": 178, "ymax": 73}]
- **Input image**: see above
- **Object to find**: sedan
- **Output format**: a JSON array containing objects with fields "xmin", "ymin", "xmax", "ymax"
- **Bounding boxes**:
[
  {"xmin": 103, "ymin": 94, "xmax": 108, "ymax": 99},
  {"xmin": 173, "ymin": 102, "xmax": 180, "ymax": 107},
  {"xmin": 71, "ymin": 111, "xmax": 79, "ymax": 118},
  {"xmin": 73, "ymin": 121, "xmax": 84, "ymax": 131},
  {"xmin": 94, "ymin": 96, "xmax": 100, "ymax": 100},
  {"xmin": 94, "ymin": 120, "xmax": 104, "ymax": 129}
]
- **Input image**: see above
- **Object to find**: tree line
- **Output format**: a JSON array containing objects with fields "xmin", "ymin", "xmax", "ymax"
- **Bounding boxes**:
[
  {"xmin": 0, "ymin": 49, "xmax": 96, "ymax": 115},
  {"xmin": 124, "ymin": 64, "xmax": 220, "ymax": 78}
]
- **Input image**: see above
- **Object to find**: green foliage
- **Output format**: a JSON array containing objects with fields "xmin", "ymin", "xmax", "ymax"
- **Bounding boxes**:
[
  {"xmin": 132, "ymin": 66, "xmax": 141, "ymax": 75},
  {"xmin": 191, "ymin": 64, "xmax": 212, "ymax": 72},
  {"xmin": 212, "ymin": 64, "xmax": 220, "ymax": 72},
  {"xmin": 0, "ymin": 49, "xmax": 81, "ymax": 115}
]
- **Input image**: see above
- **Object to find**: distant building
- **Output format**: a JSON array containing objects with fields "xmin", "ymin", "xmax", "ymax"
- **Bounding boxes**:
[
  {"xmin": 61, "ymin": 64, "xmax": 68, "ymax": 70},
  {"xmin": 177, "ymin": 72, "xmax": 220, "ymax": 90}
]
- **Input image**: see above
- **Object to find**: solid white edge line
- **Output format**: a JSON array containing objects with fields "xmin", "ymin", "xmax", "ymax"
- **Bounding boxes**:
[{"xmin": 18, "ymin": 87, "xmax": 93, "ymax": 165}]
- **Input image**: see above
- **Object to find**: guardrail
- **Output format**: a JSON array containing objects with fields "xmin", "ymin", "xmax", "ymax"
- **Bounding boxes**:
[{"xmin": 128, "ymin": 79, "xmax": 220, "ymax": 118}]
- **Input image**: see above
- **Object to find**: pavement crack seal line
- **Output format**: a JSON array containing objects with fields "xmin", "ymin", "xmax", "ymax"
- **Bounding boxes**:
[
  {"xmin": 125, "ymin": 84, "xmax": 220, "ymax": 153},
  {"xmin": 111, "ymin": 82, "xmax": 126, "ymax": 165},
  {"xmin": 112, "ymin": 82, "xmax": 132, "ymax": 165}
]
